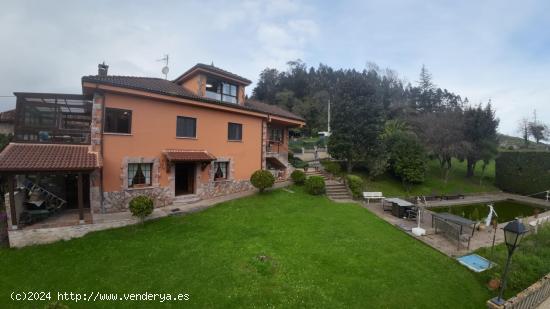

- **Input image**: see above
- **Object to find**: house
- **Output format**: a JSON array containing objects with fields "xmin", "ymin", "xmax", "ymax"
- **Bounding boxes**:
[
  {"xmin": 0, "ymin": 109, "xmax": 14, "ymax": 135},
  {"xmin": 0, "ymin": 63, "xmax": 304, "ymax": 247}
]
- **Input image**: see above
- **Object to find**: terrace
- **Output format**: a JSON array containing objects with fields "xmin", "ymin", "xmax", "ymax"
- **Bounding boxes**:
[{"xmin": 1, "ymin": 93, "xmax": 99, "ymax": 235}]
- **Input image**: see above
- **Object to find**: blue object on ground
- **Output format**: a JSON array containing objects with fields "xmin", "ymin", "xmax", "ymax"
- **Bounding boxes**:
[{"xmin": 457, "ymin": 254, "xmax": 494, "ymax": 272}]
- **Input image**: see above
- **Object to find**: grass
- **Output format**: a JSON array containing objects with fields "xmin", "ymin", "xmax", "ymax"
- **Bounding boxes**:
[
  {"xmin": 0, "ymin": 187, "xmax": 490, "ymax": 308},
  {"xmin": 356, "ymin": 159, "xmax": 498, "ymax": 197},
  {"xmin": 475, "ymin": 225, "xmax": 550, "ymax": 298}
]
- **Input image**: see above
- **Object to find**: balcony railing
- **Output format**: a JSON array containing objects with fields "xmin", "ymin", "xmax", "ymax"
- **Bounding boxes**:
[{"xmin": 13, "ymin": 93, "xmax": 93, "ymax": 145}]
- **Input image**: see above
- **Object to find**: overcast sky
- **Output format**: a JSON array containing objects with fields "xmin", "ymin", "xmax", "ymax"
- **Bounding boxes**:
[{"xmin": 1, "ymin": 0, "xmax": 549, "ymax": 135}]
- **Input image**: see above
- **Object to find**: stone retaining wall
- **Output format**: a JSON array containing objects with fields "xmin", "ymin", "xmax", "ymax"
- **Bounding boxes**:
[{"xmin": 7, "ymin": 219, "xmax": 136, "ymax": 248}]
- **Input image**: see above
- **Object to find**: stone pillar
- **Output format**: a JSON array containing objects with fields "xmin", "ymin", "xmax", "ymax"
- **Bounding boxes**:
[
  {"xmin": 89, "ymin": 169, "xmax": 101, "ymax": 215},
  {"xmin": 77, "ymin": 172, "xmax": 84, "ymax": 224},
  {"xmin": 90, "ymin": 93, "xmax": 104, "ymax": 213},
  {"xmin": 7, "ymin": 175, "xmax": 17, "ymax": 229},
  {"xmin": 261, "ymin": 120, "xmax": 267, "ymax": 170}
]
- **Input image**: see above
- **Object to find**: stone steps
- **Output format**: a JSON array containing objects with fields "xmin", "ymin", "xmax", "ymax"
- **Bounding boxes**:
[
  {"xmin": 172, "ymin": 194, "xmax": 201, "ymax": 205},
  {"xmin": 304, "ymin": 169, "xmax": 352, "ymax": 200}
]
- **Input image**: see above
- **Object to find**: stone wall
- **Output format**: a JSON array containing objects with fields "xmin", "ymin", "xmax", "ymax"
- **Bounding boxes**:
[
  {"xmin": 197, "ymin": 179, "xmax": 254, "ymax": 199},
  {"xmin": 7, "ymin": 219, "xmax": 136, "ymax": 248},
  {"xmin": 4, "ymin": 190, "xmax": 24, "ymax": 229},
  {"xmin": 102, "ymin": 187, "xmax": 174, "ymax": 213}
]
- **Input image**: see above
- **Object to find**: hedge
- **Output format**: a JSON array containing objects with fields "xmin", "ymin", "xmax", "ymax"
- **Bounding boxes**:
[{"xmin": 495, "ymin": 151, "xmax": 550, "ymax": 197}]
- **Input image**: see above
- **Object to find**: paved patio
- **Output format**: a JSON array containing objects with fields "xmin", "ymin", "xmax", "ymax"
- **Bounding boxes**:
[{"xmin": 362, "ymin": 193, "xmax": 550, "ymax": 257}]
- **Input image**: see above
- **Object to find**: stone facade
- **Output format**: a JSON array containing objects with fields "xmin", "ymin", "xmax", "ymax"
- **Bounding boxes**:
[
  {"xmin": 197, "ymin": 179, "xmax": 254, "ymax": 199},
  {"xmin": 102, "ymin": 186, "xmax": 174, "ymax": 213},
  {"xmin": 261, "ymin": 120, "xmax": 267, "ymax": 169}
]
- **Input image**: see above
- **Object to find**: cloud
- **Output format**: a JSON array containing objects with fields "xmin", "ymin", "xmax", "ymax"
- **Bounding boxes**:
[{"xmin": 0, "ymin": 0, "xmax": 548, "ymax": 136}]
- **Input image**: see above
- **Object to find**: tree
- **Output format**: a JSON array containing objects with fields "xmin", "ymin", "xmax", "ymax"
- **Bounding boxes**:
[
  {"xmin": 409, "ymin": 111, "xmax": 469, "ymax": 183},
  {"xmin": 463, "ymin": 103, "xmax": 499, "ymax": 178},
  {"xmin": 0, "ymin": 133, "xmax": 12, "ymax": 151},
  {"xmin": 252, "ymin": 68, "xmax": 280, "ymax": 103},
  {"xmin": 528, "ymin": 122, "xmax": 548, "ymax": 144},
  {"xmin": 415, "ymin": 65, "xmax": 437, "ymax": 112},
  {"xmin": 328, "ymin": 70, "xmax": 386, "ymax": 176},
  {"xmin": 517, "ymin": 118, "xmax": 530, "ymax": 148},
  {"xmin": 387, "ymin": 132, "xmax": 428, "ymax": 189}
]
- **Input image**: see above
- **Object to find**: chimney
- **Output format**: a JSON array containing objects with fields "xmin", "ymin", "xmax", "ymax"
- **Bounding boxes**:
[{"xmin": 98, "ymin": 62, "xmax": 109, "ymax": 76}]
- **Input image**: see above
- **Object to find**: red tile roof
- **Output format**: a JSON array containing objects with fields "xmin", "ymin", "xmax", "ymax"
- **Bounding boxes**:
[
  {"xmin": 0, "ymin": 109, "xmax": 15, "ymax": 123},
  {"xmin": 163, "ymin": 149, "xmax": 216, "ymax": 162},
  {"xmin": 174, "ymin": 63, "xmax": 252, "ymax": 85},
  {"xmin": 82, "ymin": 75, "xmax": 304, "ymax": 122},
  {"xmin": 244, "ymin": 100, "xmax": 305, "ymax": 121},
  {"xmin": 0, "ymin": 143, "xmax": 99, "ymax": 172}
]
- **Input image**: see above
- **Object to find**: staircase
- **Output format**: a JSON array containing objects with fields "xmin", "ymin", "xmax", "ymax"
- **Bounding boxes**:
[
  {"xmin": 172, "ymin": 194, "xmax": 201, "ymax": 205},
  {"xmin": 304, "ymin": 170, "xmax": 353, "ymax": 201}
]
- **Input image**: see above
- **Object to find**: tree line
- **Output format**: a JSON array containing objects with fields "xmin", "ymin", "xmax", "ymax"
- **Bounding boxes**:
[{"xmin": 252, "ymin": 60, "xmax": 499, "ymax": 186}]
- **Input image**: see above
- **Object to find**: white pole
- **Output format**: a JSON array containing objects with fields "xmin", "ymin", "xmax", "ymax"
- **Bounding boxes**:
[{"xmin": 327, "ymin": 98, "xmax": 331, "ymax": 134}]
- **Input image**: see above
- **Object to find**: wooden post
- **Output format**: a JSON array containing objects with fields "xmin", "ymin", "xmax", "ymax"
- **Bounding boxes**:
[
  {"xmin": 7, "ymin": 174, "xmax": 17, "ymax": 228},
  {"xmin": 77, "ymin": 173, "xmax": 84, "ymax": 224}
]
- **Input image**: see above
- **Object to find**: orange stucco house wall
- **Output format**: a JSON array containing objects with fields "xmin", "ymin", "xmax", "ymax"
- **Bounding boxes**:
[{"xmin": 82, "ymin": 63, "xmax": 304, "ymax": 213}]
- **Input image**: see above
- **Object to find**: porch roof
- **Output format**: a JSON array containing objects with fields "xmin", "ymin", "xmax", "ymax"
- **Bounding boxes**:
[
  {"xmin": 0, "ymin": 143, "xmax": 99, "ymax": 172},
  {"xmin": 163, "ymin": 149, "xmax": 216, "ymax": 162}
]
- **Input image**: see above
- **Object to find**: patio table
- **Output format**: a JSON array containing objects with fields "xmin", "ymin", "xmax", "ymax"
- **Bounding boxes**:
[{"xmin": 384, "ymin": 198, "xmax": 414, "ymax": 218}]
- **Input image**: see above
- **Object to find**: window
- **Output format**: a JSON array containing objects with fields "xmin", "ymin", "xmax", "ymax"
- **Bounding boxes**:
[
  {"xmin": 228, "ymin": 123, "xmax": 242, "ymax": 141},
  {"xmin": 128, "ymin": 163, "xmax": 152, "ymax": 187},
  {"xmin": 105, "ymin": 108, "xmax": 132, "ymax": 134},
  {"xmin": 205, "ymin": 76, "xmax": 238, "ymax": 104},
  {"xmin": 213, "ymin": 161, "xmax": 229, "ymax": 180},
  {"xmin": 176, "ymin": 116, "xmax": 197, "ymax": 138},
  {"xmin": 269, "ymin": 127, "xmax": 284, "ymax": 143}
]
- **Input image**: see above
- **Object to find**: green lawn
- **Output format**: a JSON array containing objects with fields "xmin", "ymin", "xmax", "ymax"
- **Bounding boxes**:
[
  {"xmin": 358, "ymin": 159, "xmax": 498, "ymax": 197},
  {"xmin": 0, "ymin": 187, "xmax": 490, "ymax": 308}
]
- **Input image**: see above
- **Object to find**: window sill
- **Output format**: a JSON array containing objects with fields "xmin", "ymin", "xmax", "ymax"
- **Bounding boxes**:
[
  {"xmin": 227, "ymin": 140, "xmax": 242, "ymax": 143},
  {"xmin": 104, "ymin": 132, "xmax": 132, "ymax": 136},
  {"xmin": 213, "ymin": 179, "xmax": 232, "ymax": 183},
  {"xmin": 176, "ymin": 137, "xmax": 197, "ymax": 140},
  {"xmin": 126, "ymin": 186, "xmax": 155, "ymax": 191}
]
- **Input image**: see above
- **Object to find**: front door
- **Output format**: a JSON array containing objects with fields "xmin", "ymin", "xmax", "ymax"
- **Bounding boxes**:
[{"xmin": 175, "ymin": 163, "xmax": 195, "ymax": 196}]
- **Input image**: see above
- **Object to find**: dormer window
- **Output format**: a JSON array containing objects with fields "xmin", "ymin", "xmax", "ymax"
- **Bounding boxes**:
[{"xmin": 205, "ymin": 76, "xmax": 238, "ymax": 104}]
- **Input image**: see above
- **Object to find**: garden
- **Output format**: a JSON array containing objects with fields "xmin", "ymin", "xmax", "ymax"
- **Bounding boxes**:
[{"xmin": 0, "ymin": 187, "xmax": 490, "ymax": 308}]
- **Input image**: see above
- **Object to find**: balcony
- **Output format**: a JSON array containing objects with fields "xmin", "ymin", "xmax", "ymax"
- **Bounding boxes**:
[{"xmin": 13, "ymin": 93, "xmax": 93, "ymax": 145}]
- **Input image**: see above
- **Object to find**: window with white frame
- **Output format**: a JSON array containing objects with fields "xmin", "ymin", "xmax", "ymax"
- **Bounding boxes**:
[
  {"xmin": 213, "ymin": 161, "xmax": 229, "ymax": 180},
  {"xmin": 128, "ymin": 163, "xmax": 152, "ymax": 187}
]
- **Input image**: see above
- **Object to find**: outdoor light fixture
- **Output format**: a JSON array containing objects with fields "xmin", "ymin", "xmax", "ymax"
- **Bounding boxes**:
[{"xmin": 491, "ymin": 219, "xmax": 528, "ymax": 306}]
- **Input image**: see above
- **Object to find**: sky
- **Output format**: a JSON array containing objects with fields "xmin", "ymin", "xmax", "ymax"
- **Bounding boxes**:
[{"xmin": 0, "ymin": 0, "xmax": 549, "ymax": 136}]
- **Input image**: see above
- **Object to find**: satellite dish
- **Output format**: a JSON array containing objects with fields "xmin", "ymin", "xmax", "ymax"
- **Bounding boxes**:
[{"xmin": 162, "ymin": 66, "xmax": 169, "ymax": 75}]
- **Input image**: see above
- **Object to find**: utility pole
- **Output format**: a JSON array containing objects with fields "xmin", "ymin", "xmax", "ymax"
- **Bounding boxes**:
[{"xmin": 327, "ymin": 98, "xmax": 331, "ymax": 134}]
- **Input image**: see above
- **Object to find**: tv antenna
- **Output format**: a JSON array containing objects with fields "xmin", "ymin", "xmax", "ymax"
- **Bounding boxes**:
[{"xmin": 157, "ymin": 54, "xmax": 169, "ymax": 79}]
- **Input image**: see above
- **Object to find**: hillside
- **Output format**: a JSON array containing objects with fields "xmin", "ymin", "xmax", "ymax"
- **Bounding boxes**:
[{"xmin": 499, "ymin": 133, "xmax": 549, "ymax": 150}]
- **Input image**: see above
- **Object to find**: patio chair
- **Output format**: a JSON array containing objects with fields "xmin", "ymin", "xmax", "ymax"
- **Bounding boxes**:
[{"xmin": 405, "ymin": 206, "xmax": 418, "ymax": 220}]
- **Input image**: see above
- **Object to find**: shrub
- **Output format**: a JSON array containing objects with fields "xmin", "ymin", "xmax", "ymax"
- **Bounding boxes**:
[
  {"xmin": 346, "ymin": 175, "xmax": 364, "ymax": 198},
  {"xmin": 305, "ymin": 176, "xmax": 325, "ymax": 195},
  {"xmin": 322, "ymin": 160, "xmax": 342, "ymax": 176},
  {"xmin": 250, "ymin": 170, "xmax": 275, "ymax": 193},
  {"xmin": 496, "ymin": 151, "xmax": 550, "ymax": 196},
  {"xmin": 129, "ymin": 195, "xmax": 154, "ymax": 222},
  {"xmin": 290, "ymin": 170, "xmax": 306, "ymax": 185}
]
